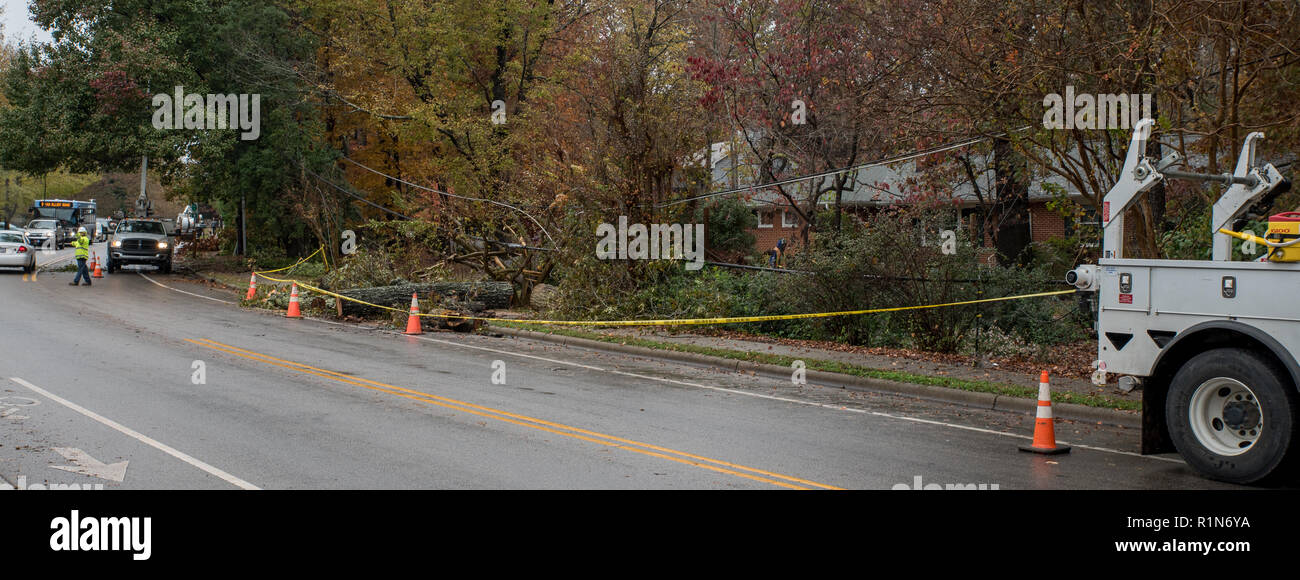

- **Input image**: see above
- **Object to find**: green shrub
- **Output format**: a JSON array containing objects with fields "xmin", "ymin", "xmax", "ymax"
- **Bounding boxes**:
[
  {"xmin": 694, "ymin": 198, "xmax": 757, "ymax": 258},
  {"xmin": 772, "ymin": 207, "xmax": 985, "ymax": 351},
  {"xmin": 544, "ymin": 204, "xmax": 1088, "ymax": 357}
]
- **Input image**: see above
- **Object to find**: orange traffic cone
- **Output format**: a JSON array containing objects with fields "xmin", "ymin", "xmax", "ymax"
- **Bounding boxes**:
[
  {"xmin": 286, "ymin": 283, "xmax": 302, "ymax": 318},
  {"xmin": 91, "ymin": 253, "xmax": 103, "ymax": 278},
  {"xmin": 1019, "ymin": 371, "xmax": 1071, "ymax": 454},
  {"xmin": 404, "ymin": 292, "xmax": 423, "ymax": 335},
  {"xmin": 245, "ymin": 273, "xmax": 257, "ymax": 300}
]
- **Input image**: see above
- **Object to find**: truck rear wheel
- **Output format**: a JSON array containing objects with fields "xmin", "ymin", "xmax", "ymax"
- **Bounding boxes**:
[{"xmin": 1166, "ymin": 347, "xmax": 1298, "ymax": 484}]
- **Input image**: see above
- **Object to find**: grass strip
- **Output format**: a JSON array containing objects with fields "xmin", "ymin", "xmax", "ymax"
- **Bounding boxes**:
[{"xmin": 489, "ymin": 320, "xmax": 1140, "ymax": 412}]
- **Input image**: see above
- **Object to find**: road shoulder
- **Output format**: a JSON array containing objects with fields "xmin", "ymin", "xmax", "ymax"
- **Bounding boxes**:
[{"xmin": 487, "ymin": 323, "xmax": 1142, "ymax": 428}]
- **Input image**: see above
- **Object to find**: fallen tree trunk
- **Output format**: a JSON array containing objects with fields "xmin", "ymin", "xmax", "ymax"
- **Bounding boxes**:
[
  {"xmin": 426, "ymin": 308, "xmax": 490, "ymax": 333},
  {"xmin": 338, "ymin": 281, "xmax": 513, "ymax": 316}
]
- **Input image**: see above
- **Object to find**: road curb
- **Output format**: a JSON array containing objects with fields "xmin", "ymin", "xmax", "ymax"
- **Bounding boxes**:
[
  {"xmin": 489, "ymin": 324, "xmax": 1141, "ymax": 429},
  {"xmin": 182, "ymin": 269, "xmax": 242, "ymax": 292}
]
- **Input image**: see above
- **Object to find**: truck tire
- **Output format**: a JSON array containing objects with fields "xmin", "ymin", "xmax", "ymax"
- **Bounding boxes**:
[{"xmin": 1166, "ymin": 347, "xmax": 1298, "ymax": 484}]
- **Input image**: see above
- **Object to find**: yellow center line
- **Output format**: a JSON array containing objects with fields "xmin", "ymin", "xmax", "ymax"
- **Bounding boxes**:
[{"xmin": 186, "ymin": 338, "xmax": 844, "ymax": 490}]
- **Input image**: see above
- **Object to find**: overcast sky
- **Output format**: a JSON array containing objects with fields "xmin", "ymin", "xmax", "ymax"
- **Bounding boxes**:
[{"xmin": 3, "ymin": 0, "xmax": 53, "ymax": 45}]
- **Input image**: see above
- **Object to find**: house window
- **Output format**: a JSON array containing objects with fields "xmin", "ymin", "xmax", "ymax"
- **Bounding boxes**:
[
  {"xmin": 756, "ymin": 210, "xmax": 773, "ymax": 229},
  {"xmin": 782, "ymin": 210, "xmax": 799, "ymax": 229}
]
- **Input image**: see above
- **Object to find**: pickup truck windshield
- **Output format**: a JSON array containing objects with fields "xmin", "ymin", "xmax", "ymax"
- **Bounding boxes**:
[
  {"xmin": 118, "ymin": 222, "xmax": 165, "ymax": 235},
  {"xmin": 28, "ymin": 220, "xmax": 56, "ymax": 230}
]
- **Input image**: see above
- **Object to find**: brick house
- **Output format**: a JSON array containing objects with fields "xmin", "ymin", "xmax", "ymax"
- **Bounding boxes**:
[{"xmin": 704, "ymin": 140, "xmax": 1097, "ymax": 261}]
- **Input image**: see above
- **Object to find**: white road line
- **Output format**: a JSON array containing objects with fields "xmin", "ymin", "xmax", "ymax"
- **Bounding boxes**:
[
  {"xmin": 36, "ymin": 254, "xmax": 72, "ymax": 270},
  {"xmin": 137, "ymin": 272, "xmax": 235, "ymax": 304},
  {"xmin": 8, "ymin": 377, "xmax": 261, "ymax": 490},
  {"xmin": 398, "ymin": 330, "xmax": 1181, "ymax": 463},
  {"xmin": 147, "ymin": 281, "xmax": 1180, "ymax": 464}
]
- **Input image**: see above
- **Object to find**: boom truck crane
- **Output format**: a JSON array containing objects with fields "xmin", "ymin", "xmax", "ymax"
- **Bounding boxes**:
[{"xmin": 1067, "ymin": 119, "xmax": 1298, "ymax": 484}]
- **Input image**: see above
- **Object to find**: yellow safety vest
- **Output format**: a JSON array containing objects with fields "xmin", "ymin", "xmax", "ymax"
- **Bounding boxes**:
[{"xmin": 74, "ymin": 235, "xmax": 90, "ymax": 259}]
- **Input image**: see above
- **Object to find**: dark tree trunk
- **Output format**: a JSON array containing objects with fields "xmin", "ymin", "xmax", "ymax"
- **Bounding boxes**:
[
  {"xmin": 991, "ymin": 136, "xmax": 1031, "ymax": 266},
  {"xmin": 339, "ymin": 281, "xmax": 513, "ymax": 316}
]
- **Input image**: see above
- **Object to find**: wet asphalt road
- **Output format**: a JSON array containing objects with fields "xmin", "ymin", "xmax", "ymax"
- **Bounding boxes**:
[{"xmin": 0, "ymin": 256, "xmax": 1250, "ymax": 490}]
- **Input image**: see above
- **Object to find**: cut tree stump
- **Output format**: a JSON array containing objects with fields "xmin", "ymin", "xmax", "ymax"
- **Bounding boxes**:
[{"xmin": 427, "ymin": 309, "xmax": 489, "ymax": 333}]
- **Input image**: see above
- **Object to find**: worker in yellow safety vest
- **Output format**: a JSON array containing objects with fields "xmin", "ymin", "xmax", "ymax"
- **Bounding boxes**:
[{"xmin": 70, "ymin": 227, "xmax": 92, "ymax": 286}]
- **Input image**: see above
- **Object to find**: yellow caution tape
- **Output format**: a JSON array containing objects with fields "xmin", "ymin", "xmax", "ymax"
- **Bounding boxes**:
[
  {"xmin": 428, "ymin": 289, "xmax": 1077, "ymax": 327},
  {"xmin": 253, "ymin": 246, "xmax": 323, "ymax": 274},
  {"xmin": 255, "ymin": 273, "xmax": 376, "ymax": 308},
  {"xmin": 249, "ymin": 267, "xmax": 1077, "ymax": 328}
]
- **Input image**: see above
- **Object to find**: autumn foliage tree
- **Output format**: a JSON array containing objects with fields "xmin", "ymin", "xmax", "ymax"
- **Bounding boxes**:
[
  {"xmin": 3, "ymin": 0, "xmax": 1297, "ymax": 310},
  {"xmin": 688, "ymin": 0, "xmax": 902, "ymax": 245},
  {"xmin": 891, "ymin": 0, "xmax": 1300, "ymax": 260}
]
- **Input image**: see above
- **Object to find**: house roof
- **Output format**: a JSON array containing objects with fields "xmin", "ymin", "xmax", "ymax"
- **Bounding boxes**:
[
  {"xmin": 712, "ymin": 151, "xmax": 1084, "ymax": 208},
  {"xmin": 702, "ymin": 135, "xmax": 1293, "ymax": 209}
]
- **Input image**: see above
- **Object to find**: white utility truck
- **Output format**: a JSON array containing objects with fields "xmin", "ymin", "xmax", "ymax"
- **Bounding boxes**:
[{"xmin": 1067, "ymin": 119, "xmax": 1298, "ymax": 484}]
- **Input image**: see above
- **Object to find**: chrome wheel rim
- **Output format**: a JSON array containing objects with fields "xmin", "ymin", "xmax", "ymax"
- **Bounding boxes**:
[{"xmin": 1188, "ymin": 377, "xmax": 1262, "ymax": 457}]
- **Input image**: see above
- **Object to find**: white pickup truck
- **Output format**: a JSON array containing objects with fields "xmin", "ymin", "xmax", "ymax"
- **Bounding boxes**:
[{"xmin": 1068, "ymin": 119, "xmax": 1298, "ymax": 484}]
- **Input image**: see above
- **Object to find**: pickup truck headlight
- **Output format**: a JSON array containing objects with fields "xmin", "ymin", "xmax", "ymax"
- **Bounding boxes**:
[
  {"xmin": 157, "ymin": 241, "xmax": 169, "ymax": 249},
  {"xmin": 111, "ymin": 240, "xmax": 122, "ymax": 248}
]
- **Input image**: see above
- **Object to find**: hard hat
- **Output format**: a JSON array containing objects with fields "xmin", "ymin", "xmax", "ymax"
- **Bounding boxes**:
[{"xmin": 78, "ymin": 227, "xmax": 87, "ymax": 234}]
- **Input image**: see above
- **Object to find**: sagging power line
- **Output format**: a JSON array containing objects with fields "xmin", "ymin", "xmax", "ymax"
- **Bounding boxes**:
[
  {"xmin": 339, "ymin": 156, "xmax": 557, "ymax": 247},
  {"xmin": 658, "ymin": 131, "xmax": 1023, "ymax": 208}
]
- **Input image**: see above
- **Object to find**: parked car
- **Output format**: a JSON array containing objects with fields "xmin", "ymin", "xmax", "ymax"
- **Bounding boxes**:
[{"xmin": 0, "ymin": 230, "xmax": 36, "ymax": 273}]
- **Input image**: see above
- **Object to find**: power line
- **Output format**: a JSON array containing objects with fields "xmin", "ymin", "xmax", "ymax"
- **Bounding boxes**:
[
  {"xmin": 659, "ymin": 132, "xmax": 1004, "ymax": 208},
  {"xmin": 301, "ymin": 163, "xmax": 416, "ymax": 221},
  {"xmin": 304, "ymin": 161, "xmax": 558, "ymax": 256},
  {"xmin": 338, "ymin": 156, "xmax": 556, "ymax": 247}
]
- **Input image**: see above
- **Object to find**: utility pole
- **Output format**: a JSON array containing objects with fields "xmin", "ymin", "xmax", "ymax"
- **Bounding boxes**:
[
  {"xmin": 141, "ymin": 84, "xmax": 151, "ymax": 216},
  {"xmin": 240, "ymin": 194, "xmax": 247, "ymax": 256},
  {"xmin": 134, "ymin": 156, "xmax": 153, "ymax": 218}
]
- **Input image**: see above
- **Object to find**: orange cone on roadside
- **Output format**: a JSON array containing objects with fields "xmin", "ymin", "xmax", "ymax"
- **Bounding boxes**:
[
  {"xmin": 1019, "ymin": 371, "xmax": 1071, "ymax": 454},
  {"xmin": 245, "ymin": 273, "xmax": 258, "ymax": 300},
  {"xmin": 404, "ymin": 292, "xmax": 423, "ymax": 335},
  {"xmin": 286, "ymin": 283, "xmax": 302, "ymax": 318},
  {"xmin": 91, "ymin": 253, "xmax": 103, "ymax": 278}
]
